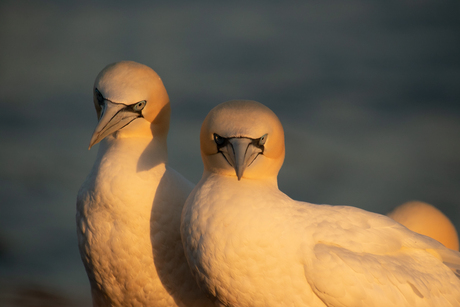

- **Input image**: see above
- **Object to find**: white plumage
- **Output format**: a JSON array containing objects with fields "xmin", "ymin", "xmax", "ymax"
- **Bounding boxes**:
[
  {"xmin": 181, "ymin": 99, "xmax": 460, "ymax": 307},
  {"xmin": 388, "ymin": 201, "xmax": 459, "ymax": 251},
  {"xmin": 76, "ymin": 61, "xmax": 213, "ymax": 307}
]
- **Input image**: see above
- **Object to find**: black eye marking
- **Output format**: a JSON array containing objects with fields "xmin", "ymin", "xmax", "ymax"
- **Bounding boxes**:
[
  {"xmin": 214, "ymin": 133, "xmax": 226, "ymax": 146},
  {"xmin": 214, "ymin": 133, "xmax": 267, "ymax": 153},
  {"xmin": 259, "ymin": 134, "xmax": 267, "ymax": 146},
  {"xmin": 132, "ymin": 100, "xmax": 147, "ymax": 112},
  {"xmin": 213, "ymin": 134, "xmax": 233, "ymax": 166},
  {"xmin": 249, "ymin": 134, "xmax": 266, "ymax": 154},
  {"xmin": 94, "ymin": 88, "xmax": 104, "ymax": 108},
  {"xmin": 114, "ymin": 100, "xmax": 147, "ymax": 119}
]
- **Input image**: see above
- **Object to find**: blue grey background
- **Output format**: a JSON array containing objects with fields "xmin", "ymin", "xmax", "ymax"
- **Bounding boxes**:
[{"xmin": 1, "ymin": 1, "xmax": 459, "ymax": 306}]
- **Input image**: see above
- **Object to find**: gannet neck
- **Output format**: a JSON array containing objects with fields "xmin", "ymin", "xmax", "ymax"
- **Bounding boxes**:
[
  {"xmin": 96, "ymin": 133, "xmax": 168, "ymax": 171},
  {"xmin": 200, "ymin": 100, "xmax": 285, "ymax": 181},
  {"xmin": 201, "ymin": 169, "xmax": 279, "ymax": 188}
]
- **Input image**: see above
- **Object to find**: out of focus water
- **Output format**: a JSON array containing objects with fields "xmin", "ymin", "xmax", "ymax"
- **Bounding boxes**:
[{"xmin": 1, "ymin": 1, "xmax": 459, "ymax": 305}]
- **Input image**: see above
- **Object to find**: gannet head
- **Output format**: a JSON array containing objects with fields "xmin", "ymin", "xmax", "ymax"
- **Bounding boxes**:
[
  {"xmin": 388, "ymin": 201, "xmax": 459, "ymax": 251},
  {"xmin": 88, "ymin": 61, "xmax": 170, "ymax": 149},
  {"xmin": 200, "ymin": 100, "xmax": 285, "ymax": 181}
]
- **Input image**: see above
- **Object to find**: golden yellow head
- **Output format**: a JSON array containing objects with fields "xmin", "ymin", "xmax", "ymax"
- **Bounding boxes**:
[
  {"xmin": 200, "ymin": 100, "xmax": 285, "ymax": 181},
  {"xmin": 388, "ymin": 201, "xmax": 459, "ymax": 251},
  {"xmin": 89, "ymin": 61, "xmax": 170, "ymax": 149}
]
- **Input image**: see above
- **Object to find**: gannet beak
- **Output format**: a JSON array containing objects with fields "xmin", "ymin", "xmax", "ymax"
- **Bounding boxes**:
[
  {"xmin": 88, "ymin": 101, "xmax": 139, "ymax": 149},
  {"xmin": 220, "ymin": 138, "xmax": 263, "ymax": 180}
]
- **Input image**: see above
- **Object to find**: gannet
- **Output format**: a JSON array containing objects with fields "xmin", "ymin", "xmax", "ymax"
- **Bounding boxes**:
[
  {"xmin": 76, "ymin": 61, "xmax": 213, "ymax": 307},
  {"xmin": 181, "ymin": 100, "xmax": 460, "ymax": 307},
  {"xmin": 388, "ymin": 201, "xmax": 459, "ymax": 251}
]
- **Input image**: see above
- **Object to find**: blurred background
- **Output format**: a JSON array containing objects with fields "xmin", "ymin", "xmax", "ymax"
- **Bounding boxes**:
[{"xmin": 1, "ymin": 0, "xmax": 459, "ymax": 306}]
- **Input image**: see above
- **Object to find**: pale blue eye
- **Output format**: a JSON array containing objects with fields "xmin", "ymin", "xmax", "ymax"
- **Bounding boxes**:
[
  {"xmin": 133, "ymin": 100, "xmax": 146, "ymax": 112},
  {"xmin": 259, "ymin": 134, "xmax": 268, "ymax": 146}
]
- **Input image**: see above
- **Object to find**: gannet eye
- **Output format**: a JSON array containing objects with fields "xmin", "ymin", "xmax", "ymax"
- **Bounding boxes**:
[
  {"xmin": 259, "ymin": 134, "xmax": 268, "ymax": 146},
  {"xmin": 214, "ymin": 134, "xmax": 225, "ymax": 146},
  {"xmin": 95, "ymin": 88, "xmax": 104, "ymax": 107},
  {"xmin": 133, "ymin": 100, "xmax": 147, "ymax": 112}
]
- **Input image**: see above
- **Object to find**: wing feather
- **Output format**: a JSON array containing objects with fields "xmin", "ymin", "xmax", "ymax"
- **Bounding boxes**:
[
  {"xmin": 306, "ymin": 244, "xmax": 460, "ymax": 307},
  {"xmin": 301, "ymin": 204, "xmax": 460, "ymax": 307}
]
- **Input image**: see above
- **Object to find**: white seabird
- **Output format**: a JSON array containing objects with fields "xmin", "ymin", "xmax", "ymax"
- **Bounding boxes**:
[
  {"xmin": 181, "ymin": 100, "xmax": 460, "ymax": 307},
  {"xmin": 388, "ymin": 201, "xmax": 459, "ymax": 251},
  {"xmin": 76, "ymin": 61, "xmax": 213, "ymax": 307}
]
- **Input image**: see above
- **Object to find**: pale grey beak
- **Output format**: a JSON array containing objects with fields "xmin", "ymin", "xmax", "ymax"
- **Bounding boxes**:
[
  {"xmin": 88, "ymin": 101, "xmax": 139, "ymax": 149},
  {"xmin": 219, "ymin": 138, "xmax": 263, "ymax": 180}
]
